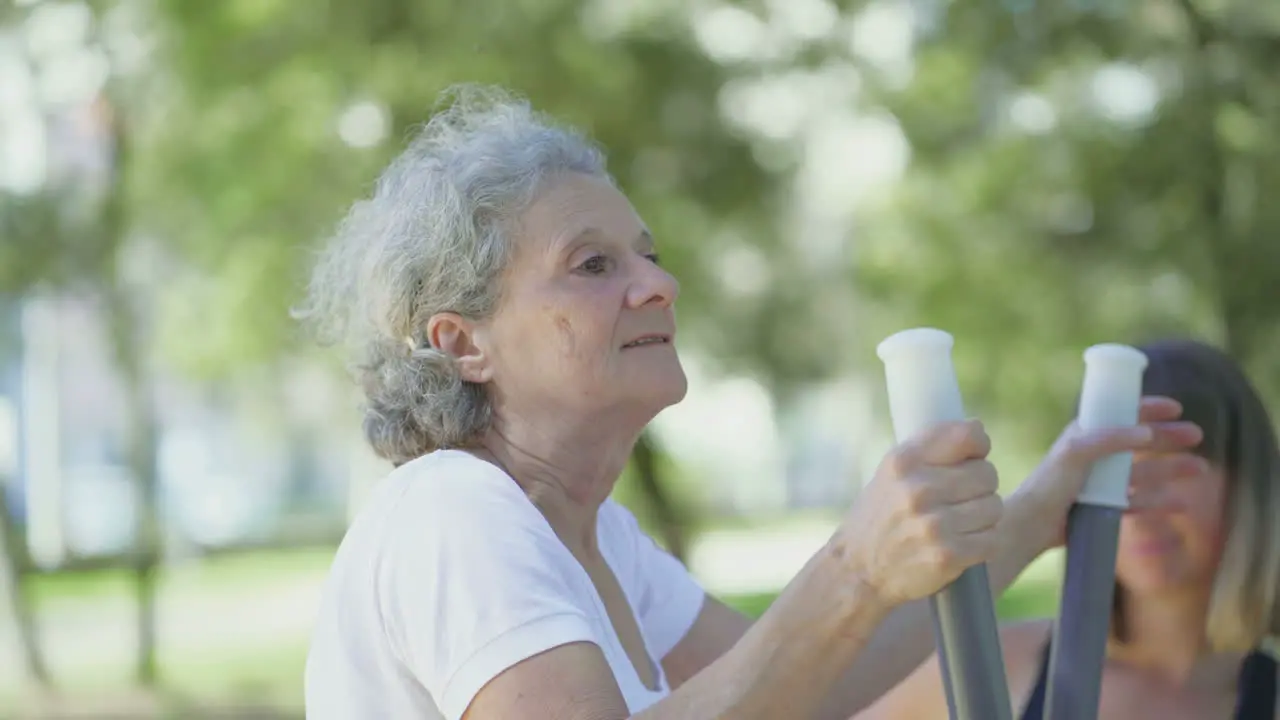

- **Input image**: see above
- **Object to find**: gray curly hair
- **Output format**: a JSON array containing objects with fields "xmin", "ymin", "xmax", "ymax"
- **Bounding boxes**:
[{"xmin": 294, "ymin": 85, "xmax": 612, "ymax": 465}]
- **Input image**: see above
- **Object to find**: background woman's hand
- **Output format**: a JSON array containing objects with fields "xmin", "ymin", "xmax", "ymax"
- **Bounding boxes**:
[
  {"xmin": 840, "ymin": 419, "xmax": 1003, "ymax": 609},
  {"xmin": 1023, "ymin": 395, "xmax": 1205, "ymax": 549}
]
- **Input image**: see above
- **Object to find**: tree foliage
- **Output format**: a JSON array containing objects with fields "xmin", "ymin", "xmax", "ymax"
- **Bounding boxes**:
[
  {"xmin": 134, "ymin": 0, "xmax": 795, "ymax": 382},
  {"xmin": 852, "ymin": 0, "xmax": 1280, "ymax": 443}
]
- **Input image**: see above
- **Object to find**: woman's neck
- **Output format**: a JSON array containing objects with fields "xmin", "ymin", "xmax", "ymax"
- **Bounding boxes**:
[
  {"xmin": 477, "ymin": 414, "xmax": 640, "ymax": 556},
  {"xmin": 1110, "ymin": 588, "xmax": 1244, "ymax": 690}
]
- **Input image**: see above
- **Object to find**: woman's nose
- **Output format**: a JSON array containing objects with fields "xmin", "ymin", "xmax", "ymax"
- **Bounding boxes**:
[{"xmin": 626, "ymin": 257, "xmax": 679, "ymax": 309}]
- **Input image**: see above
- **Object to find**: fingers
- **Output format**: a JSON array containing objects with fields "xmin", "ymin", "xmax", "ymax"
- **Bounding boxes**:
[
  {"xmin": 915, "ymin": 507, "xmax": 1003, "ymax": 585},
  {"xmin": 1055, "ymin": 420, "xmax": 1203, "ymax": 468},
  {"xmin": 963, "ymin": 529, "xmax": 1001, "ymax": 558},
  {"xmin": 939, "ymin": 494, "xmax": 1004, "ymax": 535},
  {"xmin": 1147, "ymin": 421, "xmax": 1203, "ymax": 453},
  {"xmin": 856, "ymin": 426, "xmax": 1005, "ymax": 605},
  {"xmin": 1130, "ymin": 453, "xmax": 1207, "ymax": 487},
  {"xmin": 1137, "ymin": 396, "xmax": 1183, "ymax": 423},
  {"xmin": 905, "ymin": 459, "xmax": 999, "ymax": 505},
  {"xmin": 1053, "ymin": 394, "xmax": 1200, "ymax": 467},
  {"xmin": 900, "ymin": 420, "xmax": 991, "ymax": 467},
  {"xmin": 1057, "ymin": 424, "xmax": 1153, "ymax": 464},
  {"xmin": 948, "ymin": 527, "xmax": 1001, "ymax": 568}
]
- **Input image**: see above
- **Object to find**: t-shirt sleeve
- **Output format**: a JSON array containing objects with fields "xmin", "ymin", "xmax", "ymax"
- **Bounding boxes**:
[
  {"xmin": 377, "ymin": 473, "xmax": 599, "ymax": 720},
  {"xmin": 608, "ymin": 501, "xmax": 707, "ymax": 660}
]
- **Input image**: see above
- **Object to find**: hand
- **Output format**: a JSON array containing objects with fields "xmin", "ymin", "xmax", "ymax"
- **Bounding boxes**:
[
  {"xmin": 1021, "ymin": 396, "xmax": 1205, "ymax": 549},
  {"xmin": 840, "ymin": 419, "xmax": 1003, "ymax": 609}
]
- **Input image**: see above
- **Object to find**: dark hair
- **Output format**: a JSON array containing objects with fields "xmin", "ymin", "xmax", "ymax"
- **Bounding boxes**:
[{"xmin": 1110, "ymin": 339, "xmax": 1280, "ymax": 651}]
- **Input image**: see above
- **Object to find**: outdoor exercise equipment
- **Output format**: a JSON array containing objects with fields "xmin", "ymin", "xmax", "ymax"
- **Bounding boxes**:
[
  {"xmin": 877, "ymin": 328, "xmax": 1013, "ymax": 720},
  {"xmin": 1043, "ymin": 344, "xmax": 1148, "ymax": 720},
  {"xmin": 877, "ymin": 330, "xmax": 1146, "ymax": 720}
]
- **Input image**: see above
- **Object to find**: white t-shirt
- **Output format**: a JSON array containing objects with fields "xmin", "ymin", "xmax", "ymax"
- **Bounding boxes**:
[{"xmin": 304, "ymin": 449, "xmax": 708, "ymax": 719}]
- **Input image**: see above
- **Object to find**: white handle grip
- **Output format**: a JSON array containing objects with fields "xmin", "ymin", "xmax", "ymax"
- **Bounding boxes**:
[
  {"xmin": 876, "ymin": 328, "xmax": 967, "ymax": 440},
  {"xmin": 1076, "ymin": 343, "xmax": 1149, "ymax": 508}
]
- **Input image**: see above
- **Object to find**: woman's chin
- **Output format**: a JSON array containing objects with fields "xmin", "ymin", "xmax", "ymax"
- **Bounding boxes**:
[
  {"xmin": 628, "ymin": 359, "xmax": 688, "ymax": 404},
  {"xmin": 1116, "ymin": 565, "xmax": 1192, "ymax": 595},
  {"xmin": 646, "ymin": 370, "xmax": 689, "ymax": 410}
]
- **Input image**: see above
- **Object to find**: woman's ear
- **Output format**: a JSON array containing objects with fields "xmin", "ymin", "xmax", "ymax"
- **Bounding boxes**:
[{"xmin": 425, "ymin": 312, "xmax": 494, "ymax": 383}]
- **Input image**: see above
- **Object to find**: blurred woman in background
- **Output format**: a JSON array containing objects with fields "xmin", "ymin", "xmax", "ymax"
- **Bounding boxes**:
[{"xmin": 863, "ymin": 338, "xmax": 1280, "ymax": 719}]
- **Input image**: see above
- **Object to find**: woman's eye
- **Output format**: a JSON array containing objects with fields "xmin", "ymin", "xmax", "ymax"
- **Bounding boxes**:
[{"xmin": 579, "ymin": 255, "xmax": 609, "ymax": 274}]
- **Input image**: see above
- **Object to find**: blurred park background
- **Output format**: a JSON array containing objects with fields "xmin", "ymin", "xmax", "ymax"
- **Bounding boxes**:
[{"xmin": 2, "ymin": 0, "xmax": 1280, "ymax": 716}]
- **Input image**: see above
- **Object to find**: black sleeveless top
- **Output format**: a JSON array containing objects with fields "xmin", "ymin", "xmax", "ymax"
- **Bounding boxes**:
[{"xmin": 1020, "ymin": 638, "xmax": 1277, "ymax": 719}]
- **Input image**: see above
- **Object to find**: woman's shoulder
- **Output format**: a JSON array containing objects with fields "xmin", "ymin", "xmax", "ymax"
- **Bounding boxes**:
[
  {"xmin": 376, "ymin": 449, "xmax": 541, "ymax": 527},
  {"xmin": 363, "ymin": 452, "xmax": 591, "ymax": 607},
  {"xmin": 344, "ymin": 450, "xmax": 571, "ymax": 575},
  {"xmin": 342, "ymin": 453, "xmax": 604, "ymax": 720}
]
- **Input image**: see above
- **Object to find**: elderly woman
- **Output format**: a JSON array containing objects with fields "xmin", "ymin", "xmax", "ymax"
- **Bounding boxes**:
[
  {"xmin": 861, "ymin": 339, "xmax": 1279, "ymax": 719},
  {"xmin": 298, "ymin": 86, "xmax": 1201, "ymax": 720}
]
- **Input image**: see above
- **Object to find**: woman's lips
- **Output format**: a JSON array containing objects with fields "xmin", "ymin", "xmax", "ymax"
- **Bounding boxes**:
[{"xmin": 1124, "ymin": 538, "xmax": 1177, "ymax": 557}]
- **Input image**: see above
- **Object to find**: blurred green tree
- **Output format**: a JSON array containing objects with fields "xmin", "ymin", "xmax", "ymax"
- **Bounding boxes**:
[
  {"xmin": 851, "ymin": 0, "xmax": 1280, "ymax": 445},
  {"xmin": 6, "ymin": 0, "xmax": 865, "ymax": 626},
  {"xmin": 133, "ymin": 0, "xmax": 850, "ymax": 555},
  {"xmin": 0, "ymin": 0, "xmax": 164, "ymax": 685}
]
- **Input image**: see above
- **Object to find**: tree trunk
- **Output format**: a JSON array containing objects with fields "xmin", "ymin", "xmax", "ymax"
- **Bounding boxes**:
[
  {"xmin": 0, "ymin": 487, "xmax": 50, "ymax": 686},
  {"xmin": 98, "ymin": 101, "xmax": 163, "ymax": 688},
  {"xmin": 106, "ymin": 290, "xmax": 162, "ymax": 687},
  {"xmin": 631, "ymin": 431, "xmax": 688, "ymax": 562},
  {"xmin": 0, "ymin": 298, "xmax": 50, "ymax": 686},
  {"xmin": 1174, "ymin": 0, "xmax": 1258, "ymax": 365}
]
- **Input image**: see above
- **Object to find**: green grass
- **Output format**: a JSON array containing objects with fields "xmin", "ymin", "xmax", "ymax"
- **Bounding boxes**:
[
  {"xmin": 160, "ymin": 638, "xmax": 309, "ymax": 710},
  {"xmin": 5, "ymin": 549, "xmax": 330, "ymax": 717},
  {"xmin": 1, "ymin": 638, "xmax": 311, "ymax": 719},
  {"xmin": 722, "ymin": 591, "xmax": 780, "ymax": 618},
  {"xmin": 996, "ymin": 577, "xmax": 1061, "ymax": 620},
  {"xmin": 26, "ymin": 547, "xmax": 335, "ymax": 606}
]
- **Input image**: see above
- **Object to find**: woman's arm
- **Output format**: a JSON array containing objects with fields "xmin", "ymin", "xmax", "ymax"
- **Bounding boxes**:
[
  {"xmin": 660, "ymin": 596, "xmax": 752, "ymax": 690},
  {"xmin": 657, "ymin": 484, "xmax": 1059, "ymax": 718},
  {"xmin": 662, "ymin": 397, "xmax": 1200, "ymax": 719},
  {"xmin": 811, "ymin": 483, "xmax": 1059, "ymax": 719},
  {"xmin": 852, "ymin": 618, "xmax": 1053, "ymax": 719}
]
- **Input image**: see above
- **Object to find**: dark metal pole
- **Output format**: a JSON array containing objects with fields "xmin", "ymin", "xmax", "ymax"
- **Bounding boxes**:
[
  {"xmin": 877, "ymin": 328, "xmax": 1013, "ymax": 720},
  {"xmin": 1045, "ymin": 504, "xmax": 1122, "ymax": 720},
  {"xmin": 1044, "ymin": 344, "xmax": 1148, "ymax": 720}
]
